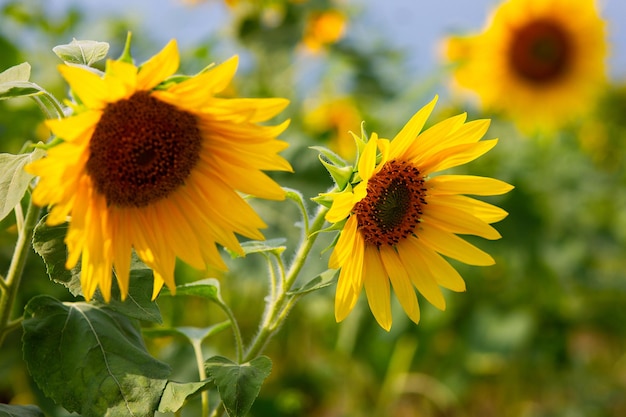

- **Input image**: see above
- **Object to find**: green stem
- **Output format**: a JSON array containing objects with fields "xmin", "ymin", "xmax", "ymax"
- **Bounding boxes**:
[
  {"xmin": 242, "ymin": 205, "xmax": 328, "ymax": 362},
  {"xmin": 191, "ymin": 340, "xmax": 210, "ymax": 417},
  {"xmin": 216, "ymin": 299, "xmax": 244, "ymax": 364},
  {"xmin": 0, "ymin": 199, "xmax": 41, "ymax": 346}
]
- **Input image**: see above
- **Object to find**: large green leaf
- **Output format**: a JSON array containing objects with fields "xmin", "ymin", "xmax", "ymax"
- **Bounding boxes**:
[
  {"xmin": 205, "ymin": 356, "xmax": 272, "ymax": 417},
  {"xmin": 0, "ymin": 149, "xmax": 44, "ymax": 222},
  {"xmin": 0, "ymin": 404, "xmax": 44, "ymax": 417},
  {"xmin": 32, "ymin": 218, "xmax": 162, "ymax": 323},
  {"xmin": 22, "ymin": 296, "xmax": 170, "ymax": 417}
]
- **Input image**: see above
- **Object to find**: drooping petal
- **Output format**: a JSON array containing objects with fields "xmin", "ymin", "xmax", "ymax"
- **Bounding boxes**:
[
  {"xmin": 362, "ymin": 245, "xmax": 392, "ymax": 331},
  {"xmin": 396, "ymin": 237, "xmax": 447, "ymax": 310},
  {"xmin": 379, "ymin": 246, "xmax": 421, "ymax": 325}
]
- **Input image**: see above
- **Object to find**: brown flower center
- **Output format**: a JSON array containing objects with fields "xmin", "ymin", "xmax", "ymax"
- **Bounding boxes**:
[
  {"xmin": 353, "ymin": 160, "xmax": 426, "ymax": 247},
  {"xmin": 509, "ymin": 19, "xmax": 571, "ymax": 83},
  {"xmin": 86, "ymin": 91, "xmax": 203, "ymax": 207}
]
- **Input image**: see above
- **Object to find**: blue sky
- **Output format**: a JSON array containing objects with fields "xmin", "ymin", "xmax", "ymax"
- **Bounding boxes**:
[{"xmin": 37, "ymin": 0, "xmax": 626, "ymax": 78}]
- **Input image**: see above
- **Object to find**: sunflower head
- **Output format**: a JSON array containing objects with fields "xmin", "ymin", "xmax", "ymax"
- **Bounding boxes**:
[
  {"xmin": 443, "ymin": 0, "xmax": 608, "ymax": 132},
  {"xmin": 319, "ymin": 96, "xmax": 513, "ymax": 331},
  {"xmin": 26, "ymin": 38, "xmax": 292, "ymax": 302}
]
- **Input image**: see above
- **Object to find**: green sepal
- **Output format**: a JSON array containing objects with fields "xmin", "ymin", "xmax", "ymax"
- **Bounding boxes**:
[
  {"xmin": 52, "ymin": 39, "xmax": 110, "ymax": 66},
  {"xmin": 225, "ymin": 238, "xmax": 287, "ymax": 259},
  {"xmin": 311, "ymin": 145, "xmax": 354, "ymax": 190},
  {"xmin": 117, "ymin": 32, "xmax": 134, "ymax": 64},
  {"xmin": 287, "ymin": 269, "xmax": 336, "ymax": 296}
]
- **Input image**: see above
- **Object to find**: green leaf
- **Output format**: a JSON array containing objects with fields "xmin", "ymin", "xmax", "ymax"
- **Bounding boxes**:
[
  {"xmin": 164, "ymin": 278, "xmax": 222, "ymax": 302},
  {"xmin": 287, "ymin": 269, "xmax": 336, "ymax": 296},
  {"xmin": 31, "ymin": 217, "xmax": 79, "ymax": 294},
  {"xmin": 157, "ymin": 380, "xmax": 212, "ymax": 413},
  {"xmin": 0, "ymin": 63, "xmax": 41, "ymax": 100},
  {"xmin": 227, "ymin": 238, "xmax": 287, "ymax": 259},
  {"xmin": 0, "ymin": 404, "xmax": 44, "ymax": 417},
  {"xmin": 143, "ymin": 321, "xmax": 231, "ymax": 346},
  {"xmin": 0, "ymin": 62, "xmax": 30, "ymax": 84},
  {"xmin": 0, "ymin": 149, "xmax": 44, "ymax": 222},
  {"xmin": 22, "ymin": 296, "xmax": 170, "ymax": 417},
  {"xmin": 205, "ymin": 356, "xmax": 272, "ymax": 417},
  {"xmin": 53, "ymin": 39, "xmax": 109, "ymax": 66}
]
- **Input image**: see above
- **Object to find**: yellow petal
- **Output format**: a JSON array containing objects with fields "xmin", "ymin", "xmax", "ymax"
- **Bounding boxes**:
[
  {"xmin": 388, "ymin": 96, "xmax": 438, "ymax": 160},
  {"xmin": 406, "ymin": 113, "xmax": 467, "ymax": 162},
  {"xmin": 413, "ymin": 242, "xmax": 466, "ymax": 292},
  {"xmin": 110, "ymin": 209, "xmax": 132, "ymax": 300},
  {"xmin": 326, "ymin": 191, "xmax": 356, "ymax": 223},
  {"xmin": 421, "ymin": 139, "xmax": 499, "ymax": 174},
  {"xmin": 429, "ymin": 175, "xmax": 514, "ymax": 196},
  {"xmin": 422, "ymin": 201, "xmax": 502, "ymax": 240},
  {"xmin": 169, "ymin": 55, "xmax": 238, "ymax": 99},
  {"xmin": 334, "ymin": 233, "xmax": 364, "ymax": 322},
  {"xmin": 396, "ymin": 237, "xmax": 447, "ymax": 310},
  {"xmin": 379, "ymin": 246, "xmax": 421, "ymax": 325},
  {"xmin": 427, "ymin": 194, "xmax": 509, "ymax": 224},
  {"xmin": 44, "ymin": 110, "xmax": 101, "ymax": 143},
  {"xmin": 137, "ymin": 39, "xmax": 180, "ymax": 90},
  {"xmin": 358, "ymin": 132, "xmax": 379, "ymax": 181},
  {"xmin": 329, "ymin": 215, "xmax": 359, "ymax": 269},
  {"xmin": 58, "ymin": 65, "xmax": 110, "ymax": 109},
  {"xmin": 417, "ymin": 222, "xmax": 495, "ymax": 266},
  {"xmin": 105, "ymin": 59, "xmax": 138, "ymax": 97},
  {"xmin": 362, "ymin": 245, "xmax": 392, "ymax": 331}
]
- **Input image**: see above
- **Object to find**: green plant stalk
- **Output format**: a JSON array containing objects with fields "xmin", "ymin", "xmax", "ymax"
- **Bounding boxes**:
[
  {"xmin": 191, "ymin": 339, "xmax": 210, "ymax": 417},
  {"xmin": 243, "ymin": 205, "xmax": 329, "ymax": 362},
  {"xmin": 0, "ymin": 199, "xmax": 41, "ymax": 346}
]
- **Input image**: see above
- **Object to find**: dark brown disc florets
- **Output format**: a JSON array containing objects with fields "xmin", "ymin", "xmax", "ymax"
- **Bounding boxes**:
[
  {"xmin": 353, "ymin": 160, "xmax": 427, "ymax": 247},
  {"xmin": 509, "ymin": 19, "xmax": 572, "ymax": 84},
  {"xmin": 86, "ymin": 91, "xmax": 203, "ymax": 207}
]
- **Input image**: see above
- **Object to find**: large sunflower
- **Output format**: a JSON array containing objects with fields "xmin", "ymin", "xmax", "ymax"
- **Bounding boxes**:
[
  {"xmin": 324, "ymin": 97, "xmax": 513, "ymax": 330},
  {"xmin": 444, "ymin": 0, "xmax": 607, "ymax": 131},
  {"xmin": 26, "ymin": 40, "xmax": 292, "ymax": 301}
]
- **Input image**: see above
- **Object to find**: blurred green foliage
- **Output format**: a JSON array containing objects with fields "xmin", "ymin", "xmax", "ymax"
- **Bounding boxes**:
[{"xmin": 1, "ymin": 0, "xmax": 625, "ymax": 416}]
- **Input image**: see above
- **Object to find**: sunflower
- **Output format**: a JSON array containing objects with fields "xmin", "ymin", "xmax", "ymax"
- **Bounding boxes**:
[
  {"xmin": 26, "ymin": 40, "xmax": 292, "ymax": 301},
  {"xmin": 444, "ymin": 0, "xmax": 607, "ymax": 131},
  {"xmin": 323, "ymin": 96, "xmax": 513, "ymax": 330}
]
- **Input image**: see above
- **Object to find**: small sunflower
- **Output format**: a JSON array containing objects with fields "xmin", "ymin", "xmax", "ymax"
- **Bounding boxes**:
[
  {"xmin": 444, "ymin": 0, "xmax": 607, "ymax": 131},
  {"xmin": 26, "ymin": 40, "xmax": 292, "ymax": 301},
  {"xmin": 323, "ymin": 97, "xmax": 513, "ymax": 330}
]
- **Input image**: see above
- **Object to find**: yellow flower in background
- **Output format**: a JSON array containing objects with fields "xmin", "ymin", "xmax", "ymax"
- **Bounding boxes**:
[
  {"xmin": 304, "ymin": 97, "xmax": 362, "ymax": 160},
  {"xmin": 26, "ymin": 40, "xmax": 292, "ymax": 301},
  {"xmin": 444, "ymin": 0, "xmax": 607, "ymax": 131},
  {"xmin": 324, "ymin": 97, "xmax": 513, "ymax": 330},
  {"xmin": 302, "ymin": 10, "xmax": 347, "ymax": 53}
]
